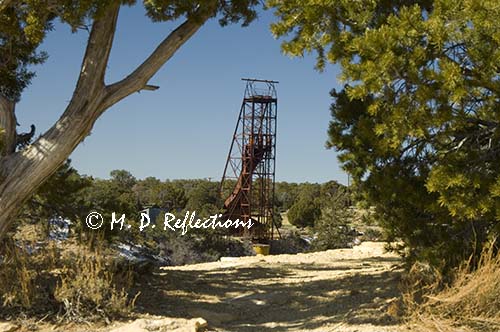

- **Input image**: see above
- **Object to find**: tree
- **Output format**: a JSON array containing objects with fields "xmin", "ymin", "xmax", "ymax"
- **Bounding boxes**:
[
  {"xmin": 18, "ymin": 159, "xmax": 92, "ymax": 236},
  {"xmin": 287, "ymin": 197, "xmax": 320, "ymax": 228},
  {"xmin": 275, "ymin": 181, "xmax": 299, "ymax": 212},
  {"xmin": 133, "ymin": 176, "xmax": 163, "ymax": 206},
  {"xmin": 287, "ymin": 185, "xmax": 321, "ymax": 228},
  {"xmin": 270, "ymin": 0, "xmax": 500, "ymax": 269},
  {"xmin": 76, "ymin": 172, "xmax": 139, "ymax": 242},
  {"xmin": 110, "ymin": 169, "xmax": 137, "ymax": 190},
  {"xmin": 0, "ymin": 0, "xmax": 259, "ymax": 239},
  {"xmin": 312, "ymin": 187, "xmax": 353, "ymax": 250},
  {"xmin": 185, "ymin": 180, "xmax": 220, "ymax": 216},
  {"xmin": 146, "ymin": 181, "xmax": 188, "ymax": 211}
]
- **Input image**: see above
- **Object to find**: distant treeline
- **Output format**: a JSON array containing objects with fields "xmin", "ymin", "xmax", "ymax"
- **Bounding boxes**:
[{"xmin": 14, "ymin": 159, "xmax": 350, "ymax": 243}]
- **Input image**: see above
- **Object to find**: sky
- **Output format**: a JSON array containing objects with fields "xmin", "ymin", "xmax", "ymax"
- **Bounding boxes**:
[{"xmin": 16, "ymin": 5, "xmax": 347, "ymax": 184}]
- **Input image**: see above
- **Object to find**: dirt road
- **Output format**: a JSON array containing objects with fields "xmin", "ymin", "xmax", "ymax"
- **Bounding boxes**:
[
  {"xmin": 131, "ymin": 241, "xmax": 404, "ymax": 332},
  {"xmin": 24, "ymin": 242, "xmax": 403, "ymax": 332}
]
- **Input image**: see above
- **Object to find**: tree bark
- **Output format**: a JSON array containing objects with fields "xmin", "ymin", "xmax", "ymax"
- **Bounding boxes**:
[
  {"xmin": 0, "ymin": 4, "xmax": 208, "ymax": 239},
  {"xmin": 0, "ymin": 0, "xmax": 15, "ymax": 12},
  {"xmin": 0, "ymin": 96, "xmax": 17, "ymax": 156}
]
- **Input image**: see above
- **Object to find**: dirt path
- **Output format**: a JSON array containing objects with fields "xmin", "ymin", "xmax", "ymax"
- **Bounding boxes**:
[
  {"xmin": 21, "ymin": 242, "xmax": 403, "ymax": 332},
  {"xmin": 131, "ymin": 241, "xmax": 404, "ymax": 332}
]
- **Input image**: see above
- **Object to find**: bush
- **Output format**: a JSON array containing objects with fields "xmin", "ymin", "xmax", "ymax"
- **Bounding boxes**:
[
  {"xmin": 0, "ymin": 240, "xmax": 57, "ymax": 311},
  {"xmin": 287, "ymin": 197, "xmax": 321, "ymax": 228},
  {"xmin": 158, "ymin": 232, "xmax": 254, "ymax": 265},
  {"xmin": 269, "ymin": 231, "xmax": 309, "ymax": 254},
  {"xmin": 54, "ymin": 249, "xmax": 137, "ymax": 321},
  {"xmin": 362, "ymin": 227, "xmax": 383, "ymax": 241},
  {"xmin": 404, "ymin": 240, "xmax": 500, "ymax": 332},
  {"xmin": 311, "ymin": 190, "xmax": 354, "ymax": 250},
  {"xmin": 0, "ymin": 239, "xmax": 137, "ymax": 322}
]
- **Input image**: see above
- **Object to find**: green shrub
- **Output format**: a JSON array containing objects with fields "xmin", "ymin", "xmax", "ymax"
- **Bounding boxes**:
[
  {"xmin": 312, "ymin": 190, "xmax": 354, "ymax": 250},
  {"xmin": 287, "ymin": 198, "xmax": 321, "ymax": 228},
  {"xmin": 270, "ymin": 231, "xmax": 309, "ymax": 254}
]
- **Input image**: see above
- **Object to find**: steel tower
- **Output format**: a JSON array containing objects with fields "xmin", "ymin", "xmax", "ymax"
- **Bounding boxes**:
[{"xmin": 220, "ymin": 79, "xmax": 278, "ymax": 241}]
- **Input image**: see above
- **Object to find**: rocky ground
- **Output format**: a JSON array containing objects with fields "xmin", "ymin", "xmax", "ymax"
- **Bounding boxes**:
[{"xmin": 2, "ymin": 242, "xmax": 405, "ymax": 332}]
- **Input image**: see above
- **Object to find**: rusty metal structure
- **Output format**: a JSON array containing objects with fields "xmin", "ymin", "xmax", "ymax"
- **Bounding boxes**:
[{"xmin": 220, "ymin": 78, "xmax": 279, "ymax": 241}]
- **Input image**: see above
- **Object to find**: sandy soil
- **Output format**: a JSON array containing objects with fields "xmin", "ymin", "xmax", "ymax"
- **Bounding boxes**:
[
  {"xmin": 133, "ymin": 241, "xmax": 404, "ymax": 332},
  {"xmin": 11, "ymin": 242, "xmax": 404, "ymax": 332}
]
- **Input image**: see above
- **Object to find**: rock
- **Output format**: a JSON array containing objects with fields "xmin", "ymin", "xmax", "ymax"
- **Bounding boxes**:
[
  {"xmin": 0, "ymin": 322, "xmax": 18, "ymax": 332},
  {"xmin": 193, "ymin": 318, "xmax": 208, "ymax": 331},
  {"xmin": 252, "ymin": 299, "xmax": 266, "ymax": 306},
  {"xmin": 188, "ymin": 308, "xmax": 237, "ymax": 325},
  {"xmin": 219, "ymin": 257, "xmax": 239, "ymax": 262},
  {"xmin": 109, "ymin": 316, "xmax": 207, "ymax": 332}
]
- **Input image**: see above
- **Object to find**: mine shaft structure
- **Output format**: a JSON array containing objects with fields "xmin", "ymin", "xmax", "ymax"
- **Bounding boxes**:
[{"xmin": 220, "ymin": 78, "xmax": 278, "ymax": 241}]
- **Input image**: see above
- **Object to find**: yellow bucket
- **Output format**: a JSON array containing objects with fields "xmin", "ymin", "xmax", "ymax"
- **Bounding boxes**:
[{"xmin": 253, "ymin": 244, "xmax": 270, "ymax": 255}]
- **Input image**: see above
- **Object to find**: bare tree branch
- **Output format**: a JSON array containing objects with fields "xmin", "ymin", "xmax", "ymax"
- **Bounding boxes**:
[
  {"xmin": 142, "ymin": 85, "xmax": 160, "ymax": 91},
  {"xmin": 102, "ymin": 16, "xmax": 208, "ymax": 109}
]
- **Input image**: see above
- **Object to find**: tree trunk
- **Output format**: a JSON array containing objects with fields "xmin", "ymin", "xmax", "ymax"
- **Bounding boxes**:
[
  {"xmin": 0, "ymin": 96, "xmax": 17, "ymax": 156},
  {"xmin": 0, "ymin": 0, "xmax": 16, "ymax": 13},
  {"xmin": 0, "ymin": 89, "xmax": 109, "ymax": 235},
  {"xmin": 0, "ymin": 1, "xmax": 118, "ymax": 236},
  {"xmin": 0, "ymin": 4, "xmax": 207, "ymax": 239}
]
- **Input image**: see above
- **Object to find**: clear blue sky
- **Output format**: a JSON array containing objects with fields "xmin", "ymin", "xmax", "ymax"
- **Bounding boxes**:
[{"xmin": 17, "ymin": 5, "xmax": 347, "ymax": 184}]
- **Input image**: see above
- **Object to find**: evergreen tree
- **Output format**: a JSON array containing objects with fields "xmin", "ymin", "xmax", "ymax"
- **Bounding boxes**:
[{"xmin": 269, "ymin": 0, "xmax": 500, "ymax": 270}]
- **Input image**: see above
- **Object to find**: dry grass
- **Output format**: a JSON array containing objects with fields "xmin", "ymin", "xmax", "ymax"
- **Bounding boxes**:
[
  {"xmin": 404, "ymin": 241, "xmax": 500, "ymax": 332},
  {"xmin": 54, "ymin": 248, "xmax": 138, "ymax": 322},
  {"xmin": 0, "ymin": 239, "xmax": 58, "ymax": 310},
  {"xmin": 0, "ymin": 238, "xmax": 138, "ymax": 323}
]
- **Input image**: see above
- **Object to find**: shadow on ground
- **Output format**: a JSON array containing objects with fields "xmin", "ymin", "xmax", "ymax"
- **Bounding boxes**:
[{"xmin": 133, "ymin": 253, "xmax": 402, "ymax": 332}]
